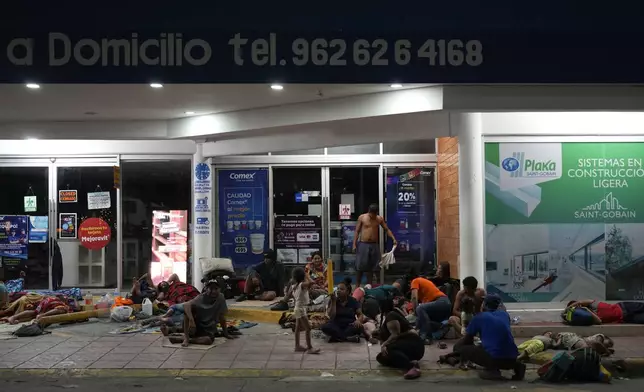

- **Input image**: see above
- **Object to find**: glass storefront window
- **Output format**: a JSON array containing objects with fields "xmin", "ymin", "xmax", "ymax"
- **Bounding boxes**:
[
  {"xmin": 329, "ymin": 167, "xmax": 379, "ymax": 273},
  {"xmin": 121, "ymin": 160, "xmax": 191, "ymax": 288},
  {"xmin": 57, "ymin": 166, "xmax": 118, "ymax": 288},
  {"xmin": 272, "ymin": 168, "xmax": 323, "ymax": 265},
  {"xmin": 0, "ymin": 167, "xmax": 50, "ymax": 289},
  {"xmin": 384, "ymin": 167, "xmax": 435, "ymax": 275}
]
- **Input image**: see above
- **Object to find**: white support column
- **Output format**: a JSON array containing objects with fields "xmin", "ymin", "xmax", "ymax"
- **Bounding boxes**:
[
  {"xmin": 453, "ymin": 112, "xmax": 486, "ymax": 285},
  {"xmin": 192, "ymin": 143, "xmax": 213, "ymax": 291}
]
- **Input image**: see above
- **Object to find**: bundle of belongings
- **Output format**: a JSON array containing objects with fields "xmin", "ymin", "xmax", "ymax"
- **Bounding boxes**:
[{"xmin": 538, "ymin": 348, "xmax": 612, "ymax": 383}]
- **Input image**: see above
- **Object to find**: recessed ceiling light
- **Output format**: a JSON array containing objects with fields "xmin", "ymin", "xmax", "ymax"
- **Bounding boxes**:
[
  {"xmin": 270, "ymin": 84, "xmax": 284, "ymax": 90},
  {"xmin": 26, "ymin": 83, "xmax": 40, "ymax": 89},
  {"xmin": 149, "ymin": 83, "xmax": 163, "ymax": 88},
  {"xmin": 185, "ymin": 111, "xmax": 196, "ymax": 115},
  {"xmin": 390, "ymin": 84, "xmax": 403, "ymax": 88}
]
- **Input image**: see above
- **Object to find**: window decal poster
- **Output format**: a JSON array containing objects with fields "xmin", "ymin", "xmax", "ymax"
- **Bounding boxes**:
[
  {"xmin": 218, "ymin": 169, "xmax": 268, "ymax": 268},
  {"xmin": 386, "ymin": 168, "xmax": 435, "ymax": 270},
  {"xmin": 274, "ymin": 216, "xmax": 322, "ymax": 264},
  {"xmin": 0, "ymin": 215, "xmax": 29, "ymax": 259},
  {"xmin": 28, "ymin": 216, "xmax": 49, "ymax": 244}
]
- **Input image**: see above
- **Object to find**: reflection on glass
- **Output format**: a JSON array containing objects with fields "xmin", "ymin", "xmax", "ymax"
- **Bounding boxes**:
[
  {"xmin": 57, "ymin": 166, "xmax": 117, "ymax": 288},
  {"xmin": 122, "ymin": 161, "xmax": 191, "ymax": 288},
  {"xmin": 0, "ymin": 167, "xmax": 50, "ymax": 289}
]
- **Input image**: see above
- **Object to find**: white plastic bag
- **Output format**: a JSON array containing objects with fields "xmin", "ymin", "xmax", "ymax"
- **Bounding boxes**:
[
  {"xmin": 199, "ymin": 257, "xmax": 234, "ymax": 276},
  {"xmin": 110, "ymin": 306, "xmax": 133, "ymax": 322},
  {"xmin": 379, "ymin": 245, "xmax": 396, "ymax": 269},
  {"xmin": 141, "ymin": 298, "xmax": 153, "ymax": 317}
]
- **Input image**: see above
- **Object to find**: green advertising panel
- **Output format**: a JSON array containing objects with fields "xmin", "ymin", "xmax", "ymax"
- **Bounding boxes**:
[{"xmin": 484, "ymin": 142, "xmax": 644, "ymax": 303}]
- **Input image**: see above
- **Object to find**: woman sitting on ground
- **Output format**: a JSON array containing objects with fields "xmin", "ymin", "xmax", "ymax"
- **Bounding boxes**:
[
  {"xmin": 373, "ymin": 298, "xmax": 424, "ymax": 380},
  {"xmin": 320, "ymin": 278, "xmax": 364, "ymax": 343},
  {"xmin": 304, "ymin": 251, "xmax": 328, "ymax": 299}
]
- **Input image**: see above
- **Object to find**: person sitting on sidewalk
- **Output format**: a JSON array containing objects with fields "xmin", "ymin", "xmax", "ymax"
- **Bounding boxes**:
[
  {"xmin": 453, "ymin": 294, "xmax": 525, "ymax": 381},
  {"xmin": 517, "ymin": 332, "xmax": 554, "ymax": 362},
  {"xmin": 5, "ymin": 295, "xmax": 73, "ymax": 325},
  {"xmin": 567, "ymin": 299, "xmax": 644, "ymax": 324},
  {"xmin": 409, "ymin": 274, "xmax": 451, "ymax": 344},
  {"xmin": 130, "ymin": 273, "xmax": 157, "ymax": 304},
  {"xmin": 157, "ymin": 273, "xmax": 200, "ymax": 306},
  {"xmin": 449, "ymin": 276, "xmax": 486, "ymax": 337},
  {"xmin": 237, "ymin": 249, "xmax": 285, "ymax": 302},
  {"xmin": 161, "ymin": 280, "xmax": 237, "ymax": 346},
  {"xmin": 304, "ymin": 251, "xmax": 328, "ymax": 299},
  {"xmin": 373, "ymin": 299, "xmax": 424, "ymax": 380},
  {"xmin": 321, "ymin": 278, "xmax": 364, "ymax": 343}
]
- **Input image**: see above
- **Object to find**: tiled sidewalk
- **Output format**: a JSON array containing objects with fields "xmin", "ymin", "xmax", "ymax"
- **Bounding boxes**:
[{"xmin": 0, "ymin": 330, "xmax": 643, "ymax": 370}]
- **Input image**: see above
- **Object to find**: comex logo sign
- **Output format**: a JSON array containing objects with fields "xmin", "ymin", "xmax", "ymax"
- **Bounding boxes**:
[
  {"xmin": 230, "ymin": 172, "xmax": 255, "ymax": 180},
  {"xmin": 501, "ymin": 152, "xmax": 557, "ymax": 178}
]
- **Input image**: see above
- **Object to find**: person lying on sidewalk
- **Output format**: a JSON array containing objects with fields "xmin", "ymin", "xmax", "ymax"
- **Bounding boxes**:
[
  {"xmin": 161, "ymin": 280, "xmax": 237, "ymax": 346},
  {"xmin": 554, "ymin": 332, "xmax": 614, "ymax": 356},
  {"xmin": 5, "ymin": 295, "xmax": 73, "ymax": 325},
  {"xmin": 237, "ymin": 249, "xmax": 285, "ymax": 302},
  {"xmin": 130, "ymin": 273, "xmax": 157, "ymax": 304},
  {"xmin": 142, "ymin": 303, "xmax": 185, "ymax": 327},
  {"xmin": 567, "ymin": 299, "xmax": 644, "ymax": 324},
  {"xmin": 373, "ymin": 298, "xmax": 424, "ymax": 380},
  {"xmin": 157, "ymin": 273, "xmax": 200, "ymax": 306},
  {"xmin": 452, "ymin": 294, "xmax": 525, "ymax": 381},
  {"xmin": 320, "ymin": 278, "xmax": 364, "ymax": 343},
  {"xmin": 517, "ymin": 331, "xmax": 554, "ymax": 362},
  {"xmin": 448, "ymin": 276, "xmax": 486, "ymax": 337}
]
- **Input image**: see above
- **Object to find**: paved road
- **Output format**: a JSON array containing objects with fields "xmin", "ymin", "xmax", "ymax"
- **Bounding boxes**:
[{"xmin": 0, "ymin": 375, "xmax": 642, "ymax": 392}]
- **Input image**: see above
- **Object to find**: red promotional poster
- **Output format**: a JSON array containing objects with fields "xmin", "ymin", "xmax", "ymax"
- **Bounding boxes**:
[{"xmin": 79, "ymin": 218, "xmax": 111, "ymax": 250}]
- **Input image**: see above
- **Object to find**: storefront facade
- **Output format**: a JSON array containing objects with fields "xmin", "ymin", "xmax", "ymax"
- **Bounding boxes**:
[
  {"xmin": 0, "ymin": 140, "xmax": 195, "ymax": 292},
  {"xmin": 209, "ymin": 144, "xmax": 437, "ymax": 277}
]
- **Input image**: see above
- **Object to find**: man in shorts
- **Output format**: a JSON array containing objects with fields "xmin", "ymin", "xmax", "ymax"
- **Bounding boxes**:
[{"xmin": 352, "ymin": 204, "xmax": 397, "ymax": 287}]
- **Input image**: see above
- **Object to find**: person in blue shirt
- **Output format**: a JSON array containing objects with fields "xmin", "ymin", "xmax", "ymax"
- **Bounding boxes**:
[
  {"xmin": 454, "ymin": 294, "xmax": 525, "ymax": 380},
  {"xmin": 321, "ymin": 278, "xmax": 364, "ymax": 343}
]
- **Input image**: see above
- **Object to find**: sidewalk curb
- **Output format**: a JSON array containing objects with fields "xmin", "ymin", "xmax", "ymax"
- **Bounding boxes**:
[{"xmin": 0, "ymin": 368, "xmax": 536, "ymax": 380}]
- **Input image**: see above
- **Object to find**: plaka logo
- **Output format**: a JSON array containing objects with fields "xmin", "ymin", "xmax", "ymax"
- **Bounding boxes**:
[
  {"xmin": 574, "ymin": 192, "xmax": 636, "ymax": 220},
  {"xmin": 502, "ymin": 152, "xmax": 557, "ymax": 178}
]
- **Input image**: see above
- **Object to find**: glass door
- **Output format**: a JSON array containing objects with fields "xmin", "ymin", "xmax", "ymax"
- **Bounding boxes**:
[
  {"xmin": 272, "ymin": 167, "xmax": 324, "ymax": 265},
  {"xmin": 0, "ymin": 165, "xmax": 52, "ymax": 289},
  {"xmin": 327, "ymin": 167, "xmax": 381, "ymax": 275},
  {"xmin": 53, "ymin": 163, "xmax": 118, "ymax": 289}
]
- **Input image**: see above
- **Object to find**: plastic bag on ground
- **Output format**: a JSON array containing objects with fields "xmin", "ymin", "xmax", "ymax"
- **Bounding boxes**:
[
  {"xmin": 141, "ymin": 298, "xmax": 153, "ymax": 316},
  {"xmin": 110, "ymin": 306, "xmax": 133, "ymax": 322}
]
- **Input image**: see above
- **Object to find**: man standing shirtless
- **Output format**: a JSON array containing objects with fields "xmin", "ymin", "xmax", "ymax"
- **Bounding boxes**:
[{"xmin": 352, "ymin": 204, "xmax": 396, "ymax": 287}]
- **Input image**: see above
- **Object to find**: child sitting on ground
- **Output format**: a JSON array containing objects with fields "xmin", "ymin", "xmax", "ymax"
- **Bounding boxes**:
[
  {"xmin": 517, "ymin": 331, "xmax": 554, "ymax": 361},
  {"xmin": 459, "ymin": 296, "xmax": 476, "ymax": 336},
  {"xmin": 292, "ymin": 267, "xmax": 320, "ymax": 354}
]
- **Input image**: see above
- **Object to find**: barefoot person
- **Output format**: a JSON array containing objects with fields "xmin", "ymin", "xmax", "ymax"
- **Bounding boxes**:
[
  {"xmin": 162, "ymin": 280, "xmax": 236, "ymax": 346},
  {"xmin": 237, "ymin": 249, "xmax": 286, "ymax": 302},
  {"xmin": 352, "ymin": 204, "xmax": 397, "ymax": 287},
  {"xmin": 157, "ymin": 273, "xmax": 200, "ymax": 306},
  {"xmin": 291, "ymin": 267, "xmax": 320, "ymax": 354},
  {"xmin": 374, "ymin": 299, "xmax": 425, "ymax": 379}
]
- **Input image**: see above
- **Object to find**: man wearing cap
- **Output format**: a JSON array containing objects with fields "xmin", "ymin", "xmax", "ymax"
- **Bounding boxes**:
[
  {"xmin": 237, "ymin": 249, "xmax": 286, "ymax": 302},
  {"xmin": 162, "ymin": 279, "xmax": 236, "ymax": 347},
  {"xmin": 453, "ymin": 294, "xmax": 525, "ymax": 380}
]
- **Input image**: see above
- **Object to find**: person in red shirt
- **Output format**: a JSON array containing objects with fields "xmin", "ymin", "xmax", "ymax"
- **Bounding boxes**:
[{"xmin": 568, "ymin": 299, "xmax": 644, "ymax": 324}]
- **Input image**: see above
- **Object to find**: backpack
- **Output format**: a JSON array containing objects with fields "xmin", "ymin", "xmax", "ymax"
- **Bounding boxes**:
[
  {"xmin": 562, "ymin": 306, "xmax": 595, "ymax": 326},
  {"xmin": 538, "ymin": 351, "xmax": 574, "ymax": 383},
  {"xmin": 567, "ymin": 347, "xmax": 602, "ymax": 382}
]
